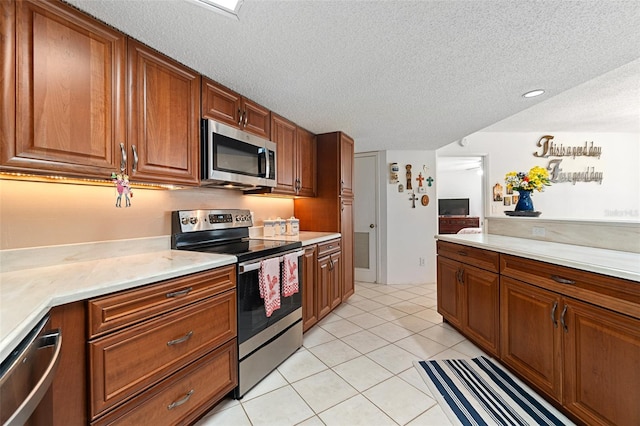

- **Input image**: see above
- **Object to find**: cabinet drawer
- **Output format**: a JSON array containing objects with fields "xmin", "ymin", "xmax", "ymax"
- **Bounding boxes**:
[
  {"xmin": 501, "ymin": 254, "xmax": 640, "ymax": 319},
  {"xmin": 92, "ymin": 340, "xmax": 237, "ymax": 426},
  {"xmin": 88, "ymin": 266, "xmax": 235, "ymax": 338},
  {"xmin": 317, "ymin": 238, "xmax": 341, "ymax": 257},
  {"xmin": 437, "ymin": 241, "xmax": 499, "ymax": 273},
  {"xmin": 89, "ymin": 291, "xmax": 236, "ymax": 418}
]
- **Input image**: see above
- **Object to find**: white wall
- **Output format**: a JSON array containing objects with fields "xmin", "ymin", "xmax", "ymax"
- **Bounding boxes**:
[
  {"xmin": 438, "ymin": 132, "xmax": 640, "ymax": 221},
  {"xmin": 436, "ymin": 165, "xmax": 483, "ymax": 219},
  {"xmin": 378, "ymin": 150, "xmax": 438, "ymax": 284}
]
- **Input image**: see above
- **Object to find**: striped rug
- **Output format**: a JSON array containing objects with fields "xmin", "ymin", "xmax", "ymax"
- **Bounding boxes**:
[{"xmin": 414, "ymin": 356, "xmax": 574, "ymax": 426}]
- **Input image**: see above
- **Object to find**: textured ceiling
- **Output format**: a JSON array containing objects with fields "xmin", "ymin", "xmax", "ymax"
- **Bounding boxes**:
[{"xmin": 65, "ymin": 0, "xmax": 640, "ymax": 152}]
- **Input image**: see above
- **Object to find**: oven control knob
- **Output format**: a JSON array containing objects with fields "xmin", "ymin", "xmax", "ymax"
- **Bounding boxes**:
[{"xmin": 189, "ymin": 217, "xmax": 198, "ymax": 225}]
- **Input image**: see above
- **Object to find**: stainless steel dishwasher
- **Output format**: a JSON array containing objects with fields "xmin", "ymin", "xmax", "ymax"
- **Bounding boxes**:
[{"xmin": 0, "ymin": 314, "xmax": 62, "ymax": 426}]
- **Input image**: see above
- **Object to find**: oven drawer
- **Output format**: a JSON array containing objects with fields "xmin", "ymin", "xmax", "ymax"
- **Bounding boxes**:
[
  {"xmin": 88, "ymin": 266, "xmax": 235, "ymax": 338},
  {"xmin": 317, "ymin": 238, "xmax": 341, "ymax": 257},
  {"xmin": 91, "ymin": 340, "xmax": 237, "ymax": 426},
  {"xmin": 89, "ymin": 291, "xmax": 236, "ymax": 418}
]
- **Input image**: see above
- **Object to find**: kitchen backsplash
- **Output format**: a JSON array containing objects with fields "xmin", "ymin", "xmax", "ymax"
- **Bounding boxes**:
[
  {"xmin": 0, "ymin": 180, "xmax": 294, "ymax": 250},
  {"xmin": 487, "ymin": 217, "xmax": 640, "ymax": 253}
]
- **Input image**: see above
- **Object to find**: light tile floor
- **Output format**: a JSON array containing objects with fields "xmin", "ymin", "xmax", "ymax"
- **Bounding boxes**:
[{"xmin": 196, "ymin": 281, "xmax": 488, "ymax": 426}]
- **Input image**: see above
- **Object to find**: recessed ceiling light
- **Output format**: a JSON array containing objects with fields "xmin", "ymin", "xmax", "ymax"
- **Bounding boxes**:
[
  {"xmin": 190, "ymin": 0, "xmax": 243, "ymax": 18},
  {"xmin": 522, "ymin": 89, "xmax": 545, "ymax": 98}
]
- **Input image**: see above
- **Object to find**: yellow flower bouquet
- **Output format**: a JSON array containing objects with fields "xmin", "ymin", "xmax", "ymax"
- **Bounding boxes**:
[{"xmin": 505, "ymin": 166, "xmax": 551, "ymax": 192}]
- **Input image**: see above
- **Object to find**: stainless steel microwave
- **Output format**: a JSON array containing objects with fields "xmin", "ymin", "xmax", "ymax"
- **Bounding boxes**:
[{"xmin": 201, "ymin": 119, "xmax": 276, "ymax": 190}]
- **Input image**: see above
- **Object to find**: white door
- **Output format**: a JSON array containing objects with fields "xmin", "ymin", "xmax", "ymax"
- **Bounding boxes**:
[{"xmin": 354, "ymin": 153, "xmax": 378, "ymax": 282}]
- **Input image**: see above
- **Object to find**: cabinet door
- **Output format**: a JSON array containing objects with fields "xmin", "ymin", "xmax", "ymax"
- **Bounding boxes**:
[
  {"xmin": 341, "ymin": 198, "xmax": 354, "ymax": 301},
  {"xmin": 462, "ymin": 264, "xmax": 499, "ymax": 356},
  {"xmin": 563, "ymin": 299, "xmax": 640, "ymax": 426},
  {"xmin": 339, "ymin": 133, "xmax": 354, "ymax": 197},
  {"xmin": 241, "ymin": 98, "xmax": 270, "ymax": 139},
  {"xmin": 127, "ymin": 40, "xmax": 200, "ymax": 185},
  {"xmin": 202, "ymin": 78, "xmax": 241, "ymax": 128},
  {"xmin": 296, "ymin": 127, "xmax": 316, "ymax": 197},
  {"xmin": 500, "ymin": 276, "xmax": 562, "ymax": 402},
  {"xmin": 1, "ymin": 0, "xmax": 15, "ymax": 160},
  {"xmin": 302, "ymin": 245, "xmax": 318, "ymax": 332},
  {"xmin": 317, "ymin": 255, "xmax": 332, "ymax": 320},
  {"xmin": 436, "ymin": 256, "xmax": 463, "ymax": 328},
  {"xmin": 330, "ymin": 252, "xmax": 343, "ymax": 310},
  {"xmin": 271, "ymin": 113, "xmax": 297, "ymax": 195},
  {"xmin": 8, "ymin": 0, "xmax": 125, "ymax": 178}
]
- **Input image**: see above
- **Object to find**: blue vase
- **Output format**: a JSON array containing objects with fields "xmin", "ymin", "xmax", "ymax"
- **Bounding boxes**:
[{"xmin": 515, "ymin": 190, "xmax": 534, "ymax": 211}]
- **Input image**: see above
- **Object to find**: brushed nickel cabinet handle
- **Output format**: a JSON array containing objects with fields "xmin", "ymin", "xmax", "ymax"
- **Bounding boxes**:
[
  {"xmin": 167, "ymin": 331, "xmax": 193, "ymax": 346},
  {"xmin": 551, "ymin": 301, "xmax": 558, "ymax": 328},
  {"xmin": 166, "ymin": 287, "xmax": 193, "ymax": 298},
  {"xmin": 167, "ymin": 390, "xmax": 194, "ymax": 410},
  {"xmin": 238, "ymin": 109, "xmax": 243, "ymax": 126},
  {"xmin": 560, "ymin": 305, "xmax": 568, "ymax": 333},
  {"xmin": 119, "ymin": 142, "xmax": 127, "ymax": 172},
  {"xmin": 457, "ymin": 251, "xmax": 468, "ymax": 256},
  {"xmin": 551, "ymin": 275, "xmax": 576, "ymax": 285},
  {"xmin": 243, "ymin": 110, "xmax": 248, "ymax": 126},
  {"xmin": 131, "ymin": 144, "xmax": 139, "ymax": 173}
]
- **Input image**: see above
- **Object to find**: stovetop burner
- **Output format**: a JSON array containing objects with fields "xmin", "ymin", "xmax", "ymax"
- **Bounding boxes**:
[{"xmin": 171, "ymin": 209, "xmax": 301, "ymax": 262}]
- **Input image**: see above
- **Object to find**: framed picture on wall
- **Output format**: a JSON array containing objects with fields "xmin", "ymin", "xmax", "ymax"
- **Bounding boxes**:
[
  {"xmin": 493, "ymin": 183, "xmax": 503, "ymax": 201},
  {"xmin": 512, "ymin": 195, "xmax": 519, "ymax": 204},
  {"xmin": 504, "ymin": 197, "xmax": 511, "ymax": 206}
]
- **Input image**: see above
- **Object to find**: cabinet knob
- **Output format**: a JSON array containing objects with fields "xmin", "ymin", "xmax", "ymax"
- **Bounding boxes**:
[{"xmin": 369, "ymin": 224, "xmax": 375, "ymax": 229}]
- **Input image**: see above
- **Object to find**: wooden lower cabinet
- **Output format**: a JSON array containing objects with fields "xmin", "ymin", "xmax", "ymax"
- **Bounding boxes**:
[
  {"xmin": 88, "ymin": 267, "xmax": 237, "ymax": 423},
  {"xmin": 49, "ymin": 301, "xmax": 87, "ymax": 426},
  {"xmin": 302, "ymin": 245, "xmax": 318, "ymax": 331},
  {"xmin": 501, "ymin": 275, "xmax": 640, "ymax": 426},
  {"xmin": 439, "ymin": 240, "xmax": 640, "ymax": 426},
  {"xmin": 500, "ymin": 276, "xmax": 562, "ymax": 402},
  {"xmin": 563, "ymin": 299, "xmax": 640, "ymax": 426},
  {"xmin": 91, "ymin": 340, "xmax": 237, "ymax": 426},
  {"xmin": 436, "ymin": 242, "xmax": 500, "ymax": 356}
]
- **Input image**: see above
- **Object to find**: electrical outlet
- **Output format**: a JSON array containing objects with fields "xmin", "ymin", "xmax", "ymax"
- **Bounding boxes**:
[
  {"xmin": 532, "ymin": 226, "xmax": 546, "ymax": 237},
  {"xmin": 419, "ymin": 257, "xmax": 425, "ymax": 266}
]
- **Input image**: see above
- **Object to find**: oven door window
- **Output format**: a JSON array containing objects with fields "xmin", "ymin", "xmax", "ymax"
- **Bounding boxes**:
[
  {"xmin": 213, "ymin": 133, "xmax": 267, "ymax": 178},
  {"xmin": 237, "ymin": 262, "xmax": 302, "ymax": 344}
]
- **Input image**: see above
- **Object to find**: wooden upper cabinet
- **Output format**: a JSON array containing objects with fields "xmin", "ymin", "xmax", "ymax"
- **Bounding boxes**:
[
  {"xmin": 127, "ymin": 40, "xmax": 200, "ymax": 185},
  {"xmin": 202, "ymin": 77, "xmax": 270, "ymax": 139},
  {"xmin": 339, "ymin": 133, "xmax": 354, "ymax": 197},
  {"xmin": 5, "ymin": 0, "xmax": 125, "ymax": 178},
  {"xmin": 271, "ymin": 113, "xmax": 297, "ymax": 194},
  {"xmin": 1, "ymin": 0, "xmax": 15, "ymax": 164},
  {"xmin": 296, "ymin": 126, "xmax": 317, "ymax": 197},
  {"xmin": 271, "ymin": 114, "xmax": 317, "ymax": 197}
]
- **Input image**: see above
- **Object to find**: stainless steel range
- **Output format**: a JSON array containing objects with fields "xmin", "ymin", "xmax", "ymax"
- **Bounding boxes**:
[{"xmin": 171, "ymin": 209, "xmax": 303, "ymax": 398}]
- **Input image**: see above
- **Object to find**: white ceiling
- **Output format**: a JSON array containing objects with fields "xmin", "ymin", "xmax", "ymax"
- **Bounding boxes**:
[{"xmin": 65, "ymin": 0, "xmax": 640, "ymax": 152}]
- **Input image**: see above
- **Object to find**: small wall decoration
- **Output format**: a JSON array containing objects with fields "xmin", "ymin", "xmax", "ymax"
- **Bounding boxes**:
[
  {"xmin": 421, "ymin": 195, "xmax": 430, "ymax": 206},
  {"xmin": 398, "ymin": 183, "xmax": 404, "ymax": 192},
  {"xmin": 503, "ymin": 197, "xmax": 511, "ymax": 206},
  {"xmin": 406, "ymin": 164, "xmax": 413, "ymax": 190},
  {"xmin": 111, "ymin": 172, "xmax": 133, "ymax": 208},
  {"xmin": 409, "ymin": 192, "xmax": 418, "ymax": 208},
  {"xmin": 426, "ymin": 176, "xmax": 434, "ymax": 187},
  {"xmin": 390, "ymin": 162, "xmax": 399, "ymax": 184},
  {"xmin": 493, "ymin": 183, "xmax": 503, "ymax": 202},
  {"xmin": 416, "ymin": 172, "xmax": 426, "ymax": 193},
  {"xmin": 512, "ymin": 195, "xmax": 519, "ymax": 204}
]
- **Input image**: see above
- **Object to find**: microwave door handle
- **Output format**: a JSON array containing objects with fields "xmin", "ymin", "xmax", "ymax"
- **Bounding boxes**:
[{"xmin": 264, "ymin": 148, "xmax": 270, "ymax": 179}]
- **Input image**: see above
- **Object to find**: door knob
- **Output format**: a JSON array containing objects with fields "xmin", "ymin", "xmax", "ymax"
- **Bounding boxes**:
[{"xmin": 369, "ymin": 224, "xmax": 375, "ymax": 228}]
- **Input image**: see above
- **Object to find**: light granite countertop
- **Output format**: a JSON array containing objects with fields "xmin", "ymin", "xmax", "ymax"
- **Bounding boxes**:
[
  {"xmin": 436, "ymin": 233, "xmax": 640, "ymax": 282},
  {"xmin": 0, "ymin": 232, "xmax": 341, "ymax": 362}
]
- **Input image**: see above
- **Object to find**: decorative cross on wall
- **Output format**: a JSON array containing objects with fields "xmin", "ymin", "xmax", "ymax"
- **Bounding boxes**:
[
  {"xmin": 426, "ymin": 176, "xmax": 434, "ymax": 187},
  {"xmin": 409, "ymin": 192, "xmax": 418, "ymax": 208},
  {"xmin": 416, "ymin": 173, "xmax": 425, "ymax": 188}
]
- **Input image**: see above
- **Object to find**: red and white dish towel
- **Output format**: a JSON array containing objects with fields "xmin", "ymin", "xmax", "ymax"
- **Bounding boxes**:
[
  {"xmin": 259, "ymin": 257, "xmax": 281, "ymax": 317},
  {"xmin": 283, "ymin": 253, "xmax": 299, "ymax": 297}
]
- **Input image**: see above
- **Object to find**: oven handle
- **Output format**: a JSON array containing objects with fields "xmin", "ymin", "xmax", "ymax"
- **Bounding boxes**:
[{"xmin": 238, "ymin": 249, "xmax": 305, "ymax": 274}]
